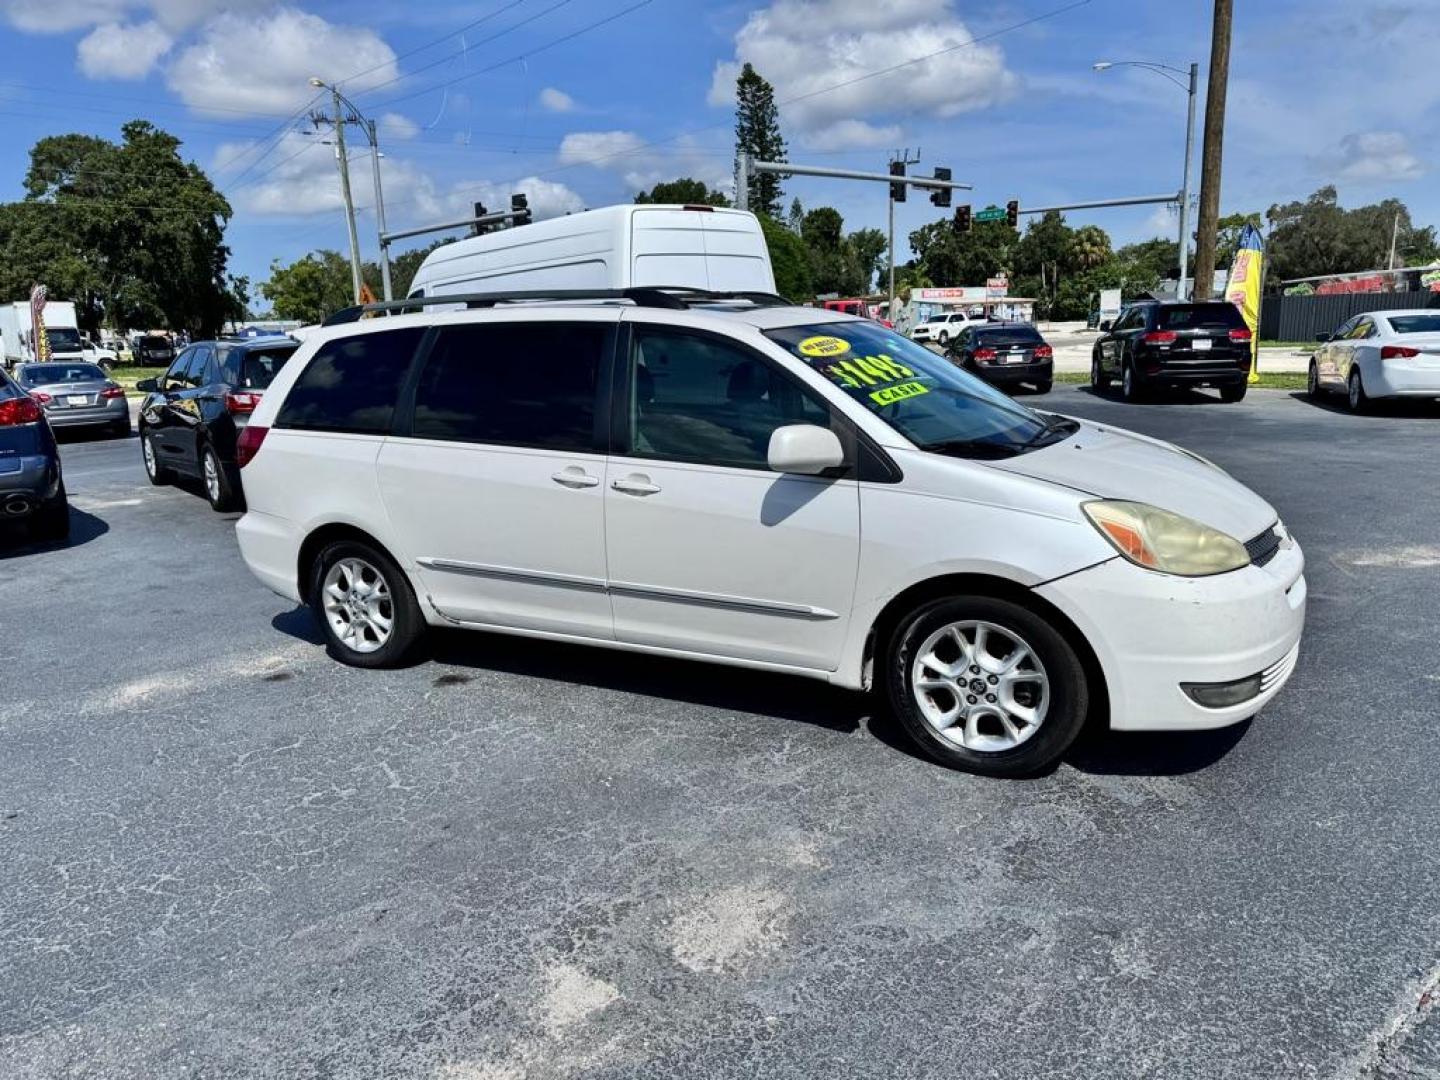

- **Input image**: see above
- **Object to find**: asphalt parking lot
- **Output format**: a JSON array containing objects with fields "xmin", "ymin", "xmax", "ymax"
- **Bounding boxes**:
[{"xmin": 3, "ymin": 385, "xmax": 1438, "ymax": 1079}]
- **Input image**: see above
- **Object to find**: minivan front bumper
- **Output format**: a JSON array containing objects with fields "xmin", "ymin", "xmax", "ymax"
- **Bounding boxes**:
[{"xmin": 1035, "ymin": 535, "xmax": 1306, "ymax": 731}]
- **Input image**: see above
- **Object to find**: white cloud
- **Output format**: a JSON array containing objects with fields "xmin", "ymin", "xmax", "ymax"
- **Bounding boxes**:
[
  {"xmin": 538, "ymin": 87, "xmax": 576, "ymax": 113},
  {"xmin": 558, "ymin": 130, "xmax": 731, "ymax": 198},
  {"xmin": 707, "ymin": 0, "xmax": 1017, "ymax": 146},
  {"xmin": 558, "ymin": 130, "xmax": 646, "ymax": 168},
  {"xmin": 801, "ymin": 118, "xmax": 902, "ymax": 151},
  {"xmin": 1328, "ymin": 131, "xmax": 1426, "ymax": 183},
  {"xmin": 166, "ymin": 8, "xmax": 399, "ymax": 117},
  {"xmin": 379, "ymin": 113, "xmax": 419, "ymax": 141},
  {"xmin": 77, "ymin": 21, "xmax": 174, "ymax": 80},
  {"xmin": 219, "ymin": 132, "xmax": 584, "ymax": 227}
]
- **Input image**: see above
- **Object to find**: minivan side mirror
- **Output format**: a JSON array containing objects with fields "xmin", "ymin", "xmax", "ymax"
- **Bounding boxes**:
[
  {"xmin": 135, "ymin": 378, "xmax": 159, "ymax": 393},
  {"xmin": 1099, "ymin": 320, "xmax": 1113, "ymax": 332},
  {"xmin": 768, "ymin": 424, "xmax": 844, "ymax": 475}
]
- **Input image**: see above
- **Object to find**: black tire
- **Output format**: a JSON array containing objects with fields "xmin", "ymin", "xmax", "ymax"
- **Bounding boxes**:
[
  {"xmin": 309, "ymin": 539, "xmax": 425, "ymax": 669},
  {"xmin": 31, "ymin": 486, "xmax": 70, "ymax": 543},
  {"xmin": 200, "ymin": 442, "xmax": 243, "ymax": 512},
  {"xmin": 1219, "ymin": 383, "xmax": 1247, "ymax": 403},
  {"xmin": 885, "ymin": 595, "xmax": 1089, "ymax": 778},
  {"xmin": 937, "ymin": 330, "xmax": 950, "ymax": 346},
  {"xmin": 1306, "ymin": 360, "xmax": 1321, "ymax": 398},
  {"xmin": 1033, "ymin": 380, "xmax": 1053, "ymax": 395},
  {"xmin": 1091, "ymin": 350, "xmax": 1111, "ymax": 390},
  {"xmin": 1121, "ymin": 358, "xmax": 1144, "ymax": 403},
  {"xmin": 1347, "ymin": 369, "xmax": 1368, "ymax": 413},
  {"xmin": 140, "ymin": 428, "xmax": 172, "ymax": 485}
]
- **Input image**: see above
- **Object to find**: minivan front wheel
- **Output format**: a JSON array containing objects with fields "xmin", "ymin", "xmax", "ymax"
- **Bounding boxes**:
[
  {"xmin": 311, "ymin": 540, "xmax": 424, "ymax": 668},
  {"xmin": 886, "ymin": 596, "xmax": 1088, "ymax": 777}
]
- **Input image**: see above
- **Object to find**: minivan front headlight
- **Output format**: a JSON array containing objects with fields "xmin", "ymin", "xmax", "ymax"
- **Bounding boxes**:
[{"xmin": 1083, "ymin": 500, "xmax": 1250, "ymax": 577}]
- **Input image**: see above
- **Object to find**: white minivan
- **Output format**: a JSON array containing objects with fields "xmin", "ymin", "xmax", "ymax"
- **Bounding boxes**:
[
  {"xmin": 234, "ymin": 291, "xmax": 1305, "ymax": 777},
  {"xmin": 406, "ymin": 204, "xmax": 776, "ymax": 299}
]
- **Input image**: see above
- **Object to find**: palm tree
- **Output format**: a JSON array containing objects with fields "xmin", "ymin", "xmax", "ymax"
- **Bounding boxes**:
[{"xmin": 1069, "ymin": 225, "xmax": 1112, "ymax": 270}]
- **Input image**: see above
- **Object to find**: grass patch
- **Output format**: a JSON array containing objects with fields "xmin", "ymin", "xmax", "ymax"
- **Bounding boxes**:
[
  {"xmin": 1052, "ymin": 370, "xmax": 1307, "ymax": 390},
  {"xmin": 109, "ymin": 366, "xmax": 167, "ymax": 392},
  {"xmin": 1258, "ymin": 342, "xmax": 1318, "ymax": 352}
]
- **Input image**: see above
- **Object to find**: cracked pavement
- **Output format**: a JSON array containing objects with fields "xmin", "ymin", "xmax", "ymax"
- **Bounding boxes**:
[{"xmin": 2, "ymin": 385, "xmax": 1438, "ymax": 1078}]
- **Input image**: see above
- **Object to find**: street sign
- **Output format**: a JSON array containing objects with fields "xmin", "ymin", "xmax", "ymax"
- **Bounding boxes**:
[{"xmin": 974, "ymin": 206, "xmax": 1006, "ymax": 223}]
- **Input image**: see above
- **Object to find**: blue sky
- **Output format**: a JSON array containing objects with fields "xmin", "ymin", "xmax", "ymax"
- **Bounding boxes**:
[{"xmin": 1, "ymin": 0, "xmax": 1435, "ymax": 298}]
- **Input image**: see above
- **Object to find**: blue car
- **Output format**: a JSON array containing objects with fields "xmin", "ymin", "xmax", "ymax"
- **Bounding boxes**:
[{"xmin": 0, "ymin": 366, "xmax": 69, "ymax": 541}]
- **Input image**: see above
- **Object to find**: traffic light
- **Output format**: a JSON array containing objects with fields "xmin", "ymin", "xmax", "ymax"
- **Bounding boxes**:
[
  {"xmin": 954, "ymin": 205, "xmax": 971, "ymax": 233},
  {"xmin": 889, "ymin": 161, "xmax": 906, "ymax": 202},
  {"xmin": 469, "ymin": 201, "xmax": 488, "ymax": 237},
  {"xmin": 1006, "ymin": 199, "xmax": 1019, "ymax": 228},
  {"xmin": 929, "ymin": 166, "xmax": 952, "ymax": 208},
  {"xmin": 511, "ymin": 192, "xmax": 532, "ymax": 227}
]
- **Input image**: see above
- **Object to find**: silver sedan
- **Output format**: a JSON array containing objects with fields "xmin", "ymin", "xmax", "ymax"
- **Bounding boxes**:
[
  {"xmin": 1309, "ymin": 309, "xmax": 1440, "ymax": 411},
  {"xmin": 12, "ymin": 362, "xmax": 131, "ymax": 436}
]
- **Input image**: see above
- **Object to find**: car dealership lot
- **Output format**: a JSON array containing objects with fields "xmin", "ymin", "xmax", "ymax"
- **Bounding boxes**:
[{"xmin": 2, "ymin": 388, "xmax": 1438, "ymax": 1079}]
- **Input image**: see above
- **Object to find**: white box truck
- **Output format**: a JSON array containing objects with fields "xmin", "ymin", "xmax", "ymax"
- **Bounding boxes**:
[
  {"xmin": 406, "ymin": 204, "xmax": 777, "ymax": 300},
  {"xmin": 0, "ymin": 300, "xmax": 85, "ymax": 368}
]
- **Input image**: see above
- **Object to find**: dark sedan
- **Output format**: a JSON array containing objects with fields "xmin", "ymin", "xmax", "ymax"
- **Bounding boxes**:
[
  {"xmin": 1091, "ymin": 301, "xmax": 1252, "ymax": 402},
  {"xmin": 0, "ymin": 367, "xmax": 68, "ymax": 541},
  {"xmin": 946, "ymin": 322, "xmax": 1053, "ymax": 394},
  {"xmin": 13, "ymin": 362, "xmax": 130, "ymax": 437},
  {"xmin": 138, "ymin": 336, "xmax": 298, "ymax": 512}
]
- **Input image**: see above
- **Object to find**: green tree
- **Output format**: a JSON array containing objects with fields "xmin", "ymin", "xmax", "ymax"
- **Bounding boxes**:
[
  {"xmin": 261, "ymin": 250, "xmax": 380, "ymax": 324},
  {"xmin": 1114, "ymin": 237, "xmax": 1179, "ymax": 285},
  {"xmin": 1265, "ymin": 186, "xmax": 1439, "ymax": 281},
  {"xmin": 634, "ymin": 178, "xmax": 729, "ymax": 207},
  {"xmin": 734, "ymin": 63, "xmax": 787, "ymax": 217},
  {"xmin": 757, "ymin": 214, "xmax": 811, "ymax": 301},
  {"xmin": 846, "ymin": 227, "xmax": 887, "ymax": 294},
  {"xmin": 909, "ymin": 218, "xmax": 1018, "ymax": 290},
  {"xmin": 1068, "ymin": 225, "xmax": 1112, "ymax": 270},
  {"xmin": 786, "ymin": 197, "xmax": 804, "ymax": 234},
  {"xmin": 0, "ymin": 121, "xmax": 233, "ymax": 334}
]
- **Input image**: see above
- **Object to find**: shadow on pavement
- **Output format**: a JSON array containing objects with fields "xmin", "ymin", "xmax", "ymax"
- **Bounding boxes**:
[
  {"xmin": 52, "ymin": 427, "xmax": 134, "ymax": 445},
  {"xmin": 1287, "ymin": 391, "xmax": 1439, "ymax": 418},
  {"xmin": 1084, "ymin": 383, "xmax": 1232, "ymax": 406},
  {"xmin": 271, "ymin": 606, "xmax": 1250, "ymax": 778},
  {"xmin": 0, "ymin": 506, "xmax": 110, "ymax": 558}
]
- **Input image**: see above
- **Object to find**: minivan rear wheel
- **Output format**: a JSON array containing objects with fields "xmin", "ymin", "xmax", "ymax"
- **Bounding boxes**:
[
  {"xmin": 885, "ymin": 595, "xmax": 1088, "ymax": 777},
  {"xmin": 311, "ymin": 540, "xmax": 424, "ymax": 668}
]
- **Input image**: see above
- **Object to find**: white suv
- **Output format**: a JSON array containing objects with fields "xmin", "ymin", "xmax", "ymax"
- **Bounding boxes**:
[
  {"xmin": 235, "ymin": 289, "xmax": 1305, "ymax": 777},
  {"xmin": 911, "ymin": 311, "xmax": 982, "ymax": 345}
]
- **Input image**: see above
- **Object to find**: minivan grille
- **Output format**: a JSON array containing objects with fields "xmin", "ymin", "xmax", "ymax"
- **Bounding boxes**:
[{"xmin": 1245, "ymin": 524, "xmax": 1282, "ymax": 567}]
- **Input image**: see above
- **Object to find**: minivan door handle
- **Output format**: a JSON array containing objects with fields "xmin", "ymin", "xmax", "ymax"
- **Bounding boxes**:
[
  {"xmin": 551, "ymin": 467, "xmax": 600, "ymax": 489},
  {"xmin": 611, "ymin": 474, "xmax": 661, "ymax": 496}
]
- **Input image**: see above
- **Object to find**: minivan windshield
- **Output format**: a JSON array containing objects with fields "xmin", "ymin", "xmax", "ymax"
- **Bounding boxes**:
[{"xmin": 765, "ymin": 320, "xmax": 1075, "ymax": 458}]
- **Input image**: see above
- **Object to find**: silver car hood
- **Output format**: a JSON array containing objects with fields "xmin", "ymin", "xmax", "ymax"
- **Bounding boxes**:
[{"xmin": 987, "ymin": 418, "xmax": 1277, "ymax": 541}]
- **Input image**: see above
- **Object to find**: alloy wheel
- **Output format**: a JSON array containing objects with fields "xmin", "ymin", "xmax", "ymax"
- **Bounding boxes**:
[
  {"xmin": 1349, "ymin": 370, "xmax": 1363, "ymax": 411},
  {"xmin": 142, "ymin": 437, "xmax": 157, "ymax": 477},
  {"xmin": 203, "ymin": 451, "xmax": 221, "ymax": 503},
  {"xmin": 910, "ymin": 620, "xmax": 1050, "ymax": 752},
  {"xmin": 322, "ymin": 557, "xmax": 395, "ymax": 654}
]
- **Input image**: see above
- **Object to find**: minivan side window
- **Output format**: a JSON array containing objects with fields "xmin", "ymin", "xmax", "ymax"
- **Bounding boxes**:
[
  {"xmin": 624, "ymin": 327, "xmax": 831, "ymax": 470},
  {"xmin": 410, "ymin": 322, "xmax": 607, "ymax": 452},
  {"xmin": 276, "ymin": 327, "xmax": 425, "ymax": 435}
]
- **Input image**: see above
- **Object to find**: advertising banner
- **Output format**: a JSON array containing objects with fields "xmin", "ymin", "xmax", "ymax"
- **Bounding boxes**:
[{"xmin": 1224, "ymin": 225, "xmax": 1264, "ymax": 383}]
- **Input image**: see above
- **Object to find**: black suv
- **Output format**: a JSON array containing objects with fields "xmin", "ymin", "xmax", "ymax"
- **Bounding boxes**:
[
  {"xmin": 1092, "ymin": 301, "xmax": 1252, "ymax": 402},
  {"xmin": 137, "ymin": 336, "xmax": 298, "ymax": 511},
  {"xmin": 947, "ymin": 322, "xmax": 1054, "ymax": 394}
]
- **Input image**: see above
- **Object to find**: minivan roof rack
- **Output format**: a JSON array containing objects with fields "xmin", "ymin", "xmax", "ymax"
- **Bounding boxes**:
[{"xmin": 320, "ymin": 286, "xmax": 794, "ymax": 327}]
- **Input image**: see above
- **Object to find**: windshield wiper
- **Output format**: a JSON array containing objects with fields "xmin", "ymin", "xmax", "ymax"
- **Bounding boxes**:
[
  {"xmin": 919, "ymin": 438, "xmax": 1022, "ymax": 460},
  {"xmin": 1021, "ymin": 415, "xmax": 1079, "ymax": 450}
]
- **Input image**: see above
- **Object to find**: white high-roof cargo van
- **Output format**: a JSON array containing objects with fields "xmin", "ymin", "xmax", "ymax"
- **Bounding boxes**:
[{"xmin": 405, "ymin": 204, "xmax": 776, "ymax": 299}]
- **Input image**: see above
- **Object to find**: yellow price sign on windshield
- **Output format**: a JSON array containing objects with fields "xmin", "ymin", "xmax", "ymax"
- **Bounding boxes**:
[
  {"xmin": 799, "ymin": 335, "xmax": 852, "ymax": 359},
  {"xmin": 869, "ymin": 381, "xmax": 929, "ymax": 406}
]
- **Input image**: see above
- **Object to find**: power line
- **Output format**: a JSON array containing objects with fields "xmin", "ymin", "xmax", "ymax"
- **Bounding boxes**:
[
  {"xmin": 336, "ymin": 0, "xmax": 533, "ymax": 90},
  {"xmin": 364, "ymin": 0, "xmax": 652, "ymax": 111}
]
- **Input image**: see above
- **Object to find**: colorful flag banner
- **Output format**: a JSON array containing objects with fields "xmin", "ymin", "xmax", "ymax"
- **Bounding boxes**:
[
  {"xmin": 1224, "ymin": 225, "xmax": 1264, "ymax": 384},
  {"xmin": 29, "ymin": 284, "xmax": 50, "ymax": 362}
]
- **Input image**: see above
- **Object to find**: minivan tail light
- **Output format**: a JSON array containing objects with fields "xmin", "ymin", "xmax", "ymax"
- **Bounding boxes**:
[
  {"xmin": 1228, "ymin": 328, "xmax": 1252, "ymax": 342},
  {"xmin": 236, "ymin": 424, "xmax": 268, "ymax": 467},
  {"xmin": 1143, "ymin": 331, "xmax": 1177, "ymax": 344},
  {"xmin": 0, "ymin": 397, "xmax": 44, "ymax": 425},
  {"xmin": 1381, "ymin": 345, "xmax": 1420, "ymax": 359},
  {"xmin": 1033, "ymin": 344, "xmax": 1053, "ymax": 359},
  {"xmin": 973, "ymin": 347, "xmax": 997, "ymax": 362},
  {"xmin": 224, "ymin": 390, "xmax": 262, "ymax": 414}
]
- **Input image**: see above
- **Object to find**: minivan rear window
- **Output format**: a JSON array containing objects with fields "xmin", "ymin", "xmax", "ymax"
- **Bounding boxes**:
[
  {"xmin": 1157, "ymin": 304, "xmax": 1246, "ymax": 330},
  {"xmin": 276, "ymin": 328, "xmax": 424, "ymax": 435}
]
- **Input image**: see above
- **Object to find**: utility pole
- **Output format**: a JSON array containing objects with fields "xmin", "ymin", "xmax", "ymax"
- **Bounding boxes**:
[
  {"xmin": 1178, "ymin": 62, "xmax": 1198, "ymax": 299},
  {"xmin": 1387, "ymin": 211, "xmax": 1400, "ymax": 271},
  {"xmin": 1191, "ymin": 0, "xmax": 1233, "ymax": 301},
  {"xmin": 328, "ymin": 86, "xmax": 363, "ymax": 305},
  {"xmin": 367, "ymin": 119, "xmax": 392, "ymax": 301}
]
